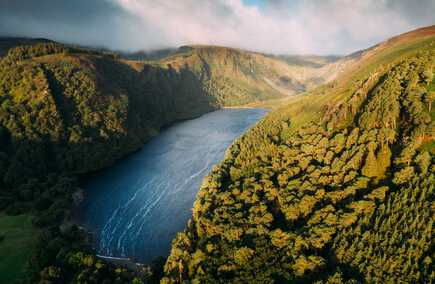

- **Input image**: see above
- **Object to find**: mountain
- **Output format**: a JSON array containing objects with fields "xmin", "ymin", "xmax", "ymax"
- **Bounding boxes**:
[
  {"xmin": 0, "ymin": 36, "xmax": 340, "ymax": 283},
  {"xmin": 0, "ymin": 42, "xmax": 219, "ymax": 181},
  {"xmin": 0, "ymin": 39, "xmax": 345, "ymax": 189},
  {"xmin": 120, "ymin": 48, "xmax": 179, "ymax": 61},
  {"xmin": 153, "ymin": 45, "xmax": 348, "ymax": 105},
  {"xmin": 163, "ymin": 26, "xmax": 435, "ymax": 283},
  {"xmin": 0, "ymin": 25, "xmax": 433, "ymax": 283},
  {"xmin": 0, "ymin": 40, "xmax": 218, "ymax": 283}
]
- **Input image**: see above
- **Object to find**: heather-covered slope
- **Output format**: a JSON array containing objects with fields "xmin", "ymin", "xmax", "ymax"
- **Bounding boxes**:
[{"xmin": 163, "ymin": 27, "xmax": 435, "ymax": 283}]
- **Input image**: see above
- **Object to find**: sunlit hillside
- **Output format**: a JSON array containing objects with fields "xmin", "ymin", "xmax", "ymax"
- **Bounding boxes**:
[
  {"xmin": 156, "ymin": 45, "xmax": 350, "ymax": 105},
  {"xmin": 163, "ymin": 26, "xmax": 435, "ymax": 283}
]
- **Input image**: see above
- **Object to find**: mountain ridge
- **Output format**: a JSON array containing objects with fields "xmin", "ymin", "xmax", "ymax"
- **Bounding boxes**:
[{"xmin": 0, "ymin": 25, "xmax": 433, "ymax": 283}]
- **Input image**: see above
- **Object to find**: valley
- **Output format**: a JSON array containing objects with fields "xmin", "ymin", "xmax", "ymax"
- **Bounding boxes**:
[{"xmin": 0, "ymin": 25, "xmax": 433, "ymax": 283}]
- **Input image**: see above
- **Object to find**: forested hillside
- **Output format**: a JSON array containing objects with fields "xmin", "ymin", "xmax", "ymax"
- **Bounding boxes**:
[
  {"xmin": 0, "ymin": 25, "xmax": 434, "ymax": 283},
  {"xmin": 0, "ymin": 41, "xmax": 219, "ymax": 180},
  {"xmin": 0, "ymin": 36, "xmax": 334, "ymax": 283},
  {"xmin": 0, "ymin": 40, "xmax": 221, "ymax": 283},
  {"xmin": 0, "ymin": 39, "xmax": 352, "ymax": 197},
  {"xmin": 163, "ymin": 28, "xmax": 435, "ymax": 283}
]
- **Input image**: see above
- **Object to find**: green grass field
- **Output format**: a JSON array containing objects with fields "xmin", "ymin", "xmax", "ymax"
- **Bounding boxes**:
[{"xmin": 0, "ymin": 214, "xmax": 38, "ymax": 284}]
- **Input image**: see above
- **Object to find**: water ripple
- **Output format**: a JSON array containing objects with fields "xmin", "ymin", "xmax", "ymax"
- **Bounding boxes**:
[{"xmin": 81, "ymin": 109, "xmax": 267, "ymax": 262}]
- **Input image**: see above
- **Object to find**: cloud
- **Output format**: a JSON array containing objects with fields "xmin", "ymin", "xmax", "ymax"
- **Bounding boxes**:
[
  {"xmin": 0, "ymin": 0, "xmax": 434, "ymax": 55},
  {"xmin": 0, "ymin": 0, "xmax": 136, "ymax": 49}
]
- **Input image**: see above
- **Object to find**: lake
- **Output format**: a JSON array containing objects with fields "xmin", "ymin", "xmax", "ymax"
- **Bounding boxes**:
[{"xmin": 80, "ymin": 108, "xmax": 267, "ymax": 262}]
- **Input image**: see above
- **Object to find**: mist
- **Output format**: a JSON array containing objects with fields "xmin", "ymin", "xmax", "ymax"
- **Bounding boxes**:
[{"xmin": 1, "ymin": 0, "xmax": 434, "ymax": 55}]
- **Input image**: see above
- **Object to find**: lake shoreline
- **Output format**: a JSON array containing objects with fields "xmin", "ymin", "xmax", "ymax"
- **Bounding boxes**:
[
  {"xmin": 78, "ymin": 108, "xmax": 267, "ymax": 263},
  {"xmin": 72, "ymin": 107, "xmax": 266, "ymax": 263}
]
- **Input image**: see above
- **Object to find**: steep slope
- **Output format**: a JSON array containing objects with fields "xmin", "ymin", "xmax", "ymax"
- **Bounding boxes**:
[
  {"xmin": 0, "ymin": 37, "xmax": 342, "ymax": 283},
  {"xmin": 0, "ymin": 39, "xmax": 349, "ymax": 197},
  {"xmin": 0, "ymin": 42, "xmax": 216, "ymax": 186},
  {"xmin": 156, "ymin": 46, "xmax": 344, "ymax": 105},
  {"xmin": 329, "ymin": 25, "xmax": 435, "ymax": 81},
  {"xmin": 163, "ymin": 27, "xmax": 435, "ymax": 283},
  {"xmin": 0, "ymin": 26, "xmax": 434, "ymax": 283},
  {"xmin": 0, "ymin": 38, "xmax": 336, "ymax": 284}
]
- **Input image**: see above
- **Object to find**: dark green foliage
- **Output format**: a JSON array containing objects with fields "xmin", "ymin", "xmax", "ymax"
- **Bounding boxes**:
[
  {"xmin": 0, "ymin": 43, "xmax": 217, "ymax": 186},
  {"xmin": 0, "ymin": 40, "xmax": 218, "ymax": 283},
  {"xmin": 36, "ymin": 251, "xmax": 144, "ymax": 284}
]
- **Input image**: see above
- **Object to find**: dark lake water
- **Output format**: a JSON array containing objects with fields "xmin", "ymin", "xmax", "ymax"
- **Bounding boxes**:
[{"xmin": 80, "ymin": 108, "xmax": 266, "ymax": 262}]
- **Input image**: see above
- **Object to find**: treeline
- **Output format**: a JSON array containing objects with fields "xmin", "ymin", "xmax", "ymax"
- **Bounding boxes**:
[
  {"xmin": 4, "ymin": 42, "xmax": 66, "ymax": 61},
  {"xmin": 162, "ymin": 44, "xmax": 434, "ymax": 282}
]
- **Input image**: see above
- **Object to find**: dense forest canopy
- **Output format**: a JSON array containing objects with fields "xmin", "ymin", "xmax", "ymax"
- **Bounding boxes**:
[
  {"xmin": 162, "ymin": 30, "xmax": 435, "ymax": 283},
  {"xmin": 0, "ymin": 25, "xmax": 433, "ymax": 283}
]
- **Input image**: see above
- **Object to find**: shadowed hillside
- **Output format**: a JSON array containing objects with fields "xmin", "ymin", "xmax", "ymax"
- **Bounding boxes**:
[
  {"xmin": 0, "ymin": 42, "xmax": 217, "ymax": 180},
  {"xmin": 0, "ymin": 41, "xmax": 218, "ymax": 283}
]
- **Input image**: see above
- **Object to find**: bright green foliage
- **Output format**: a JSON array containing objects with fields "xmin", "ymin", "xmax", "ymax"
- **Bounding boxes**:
[{"xmin": 163, "ymin": 35, "xmax": 435, "ymax": 283}]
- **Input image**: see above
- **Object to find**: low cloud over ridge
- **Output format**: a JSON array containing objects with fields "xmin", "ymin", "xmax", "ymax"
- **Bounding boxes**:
[{"xmin": 1, "ymin": 0, "xmax": 434, "ymax": 55}]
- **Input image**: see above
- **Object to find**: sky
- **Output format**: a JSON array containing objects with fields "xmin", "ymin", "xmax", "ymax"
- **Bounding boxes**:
[{"xmin": 0, "ymin": 0, "xmax": 434, "ymax": 55}]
